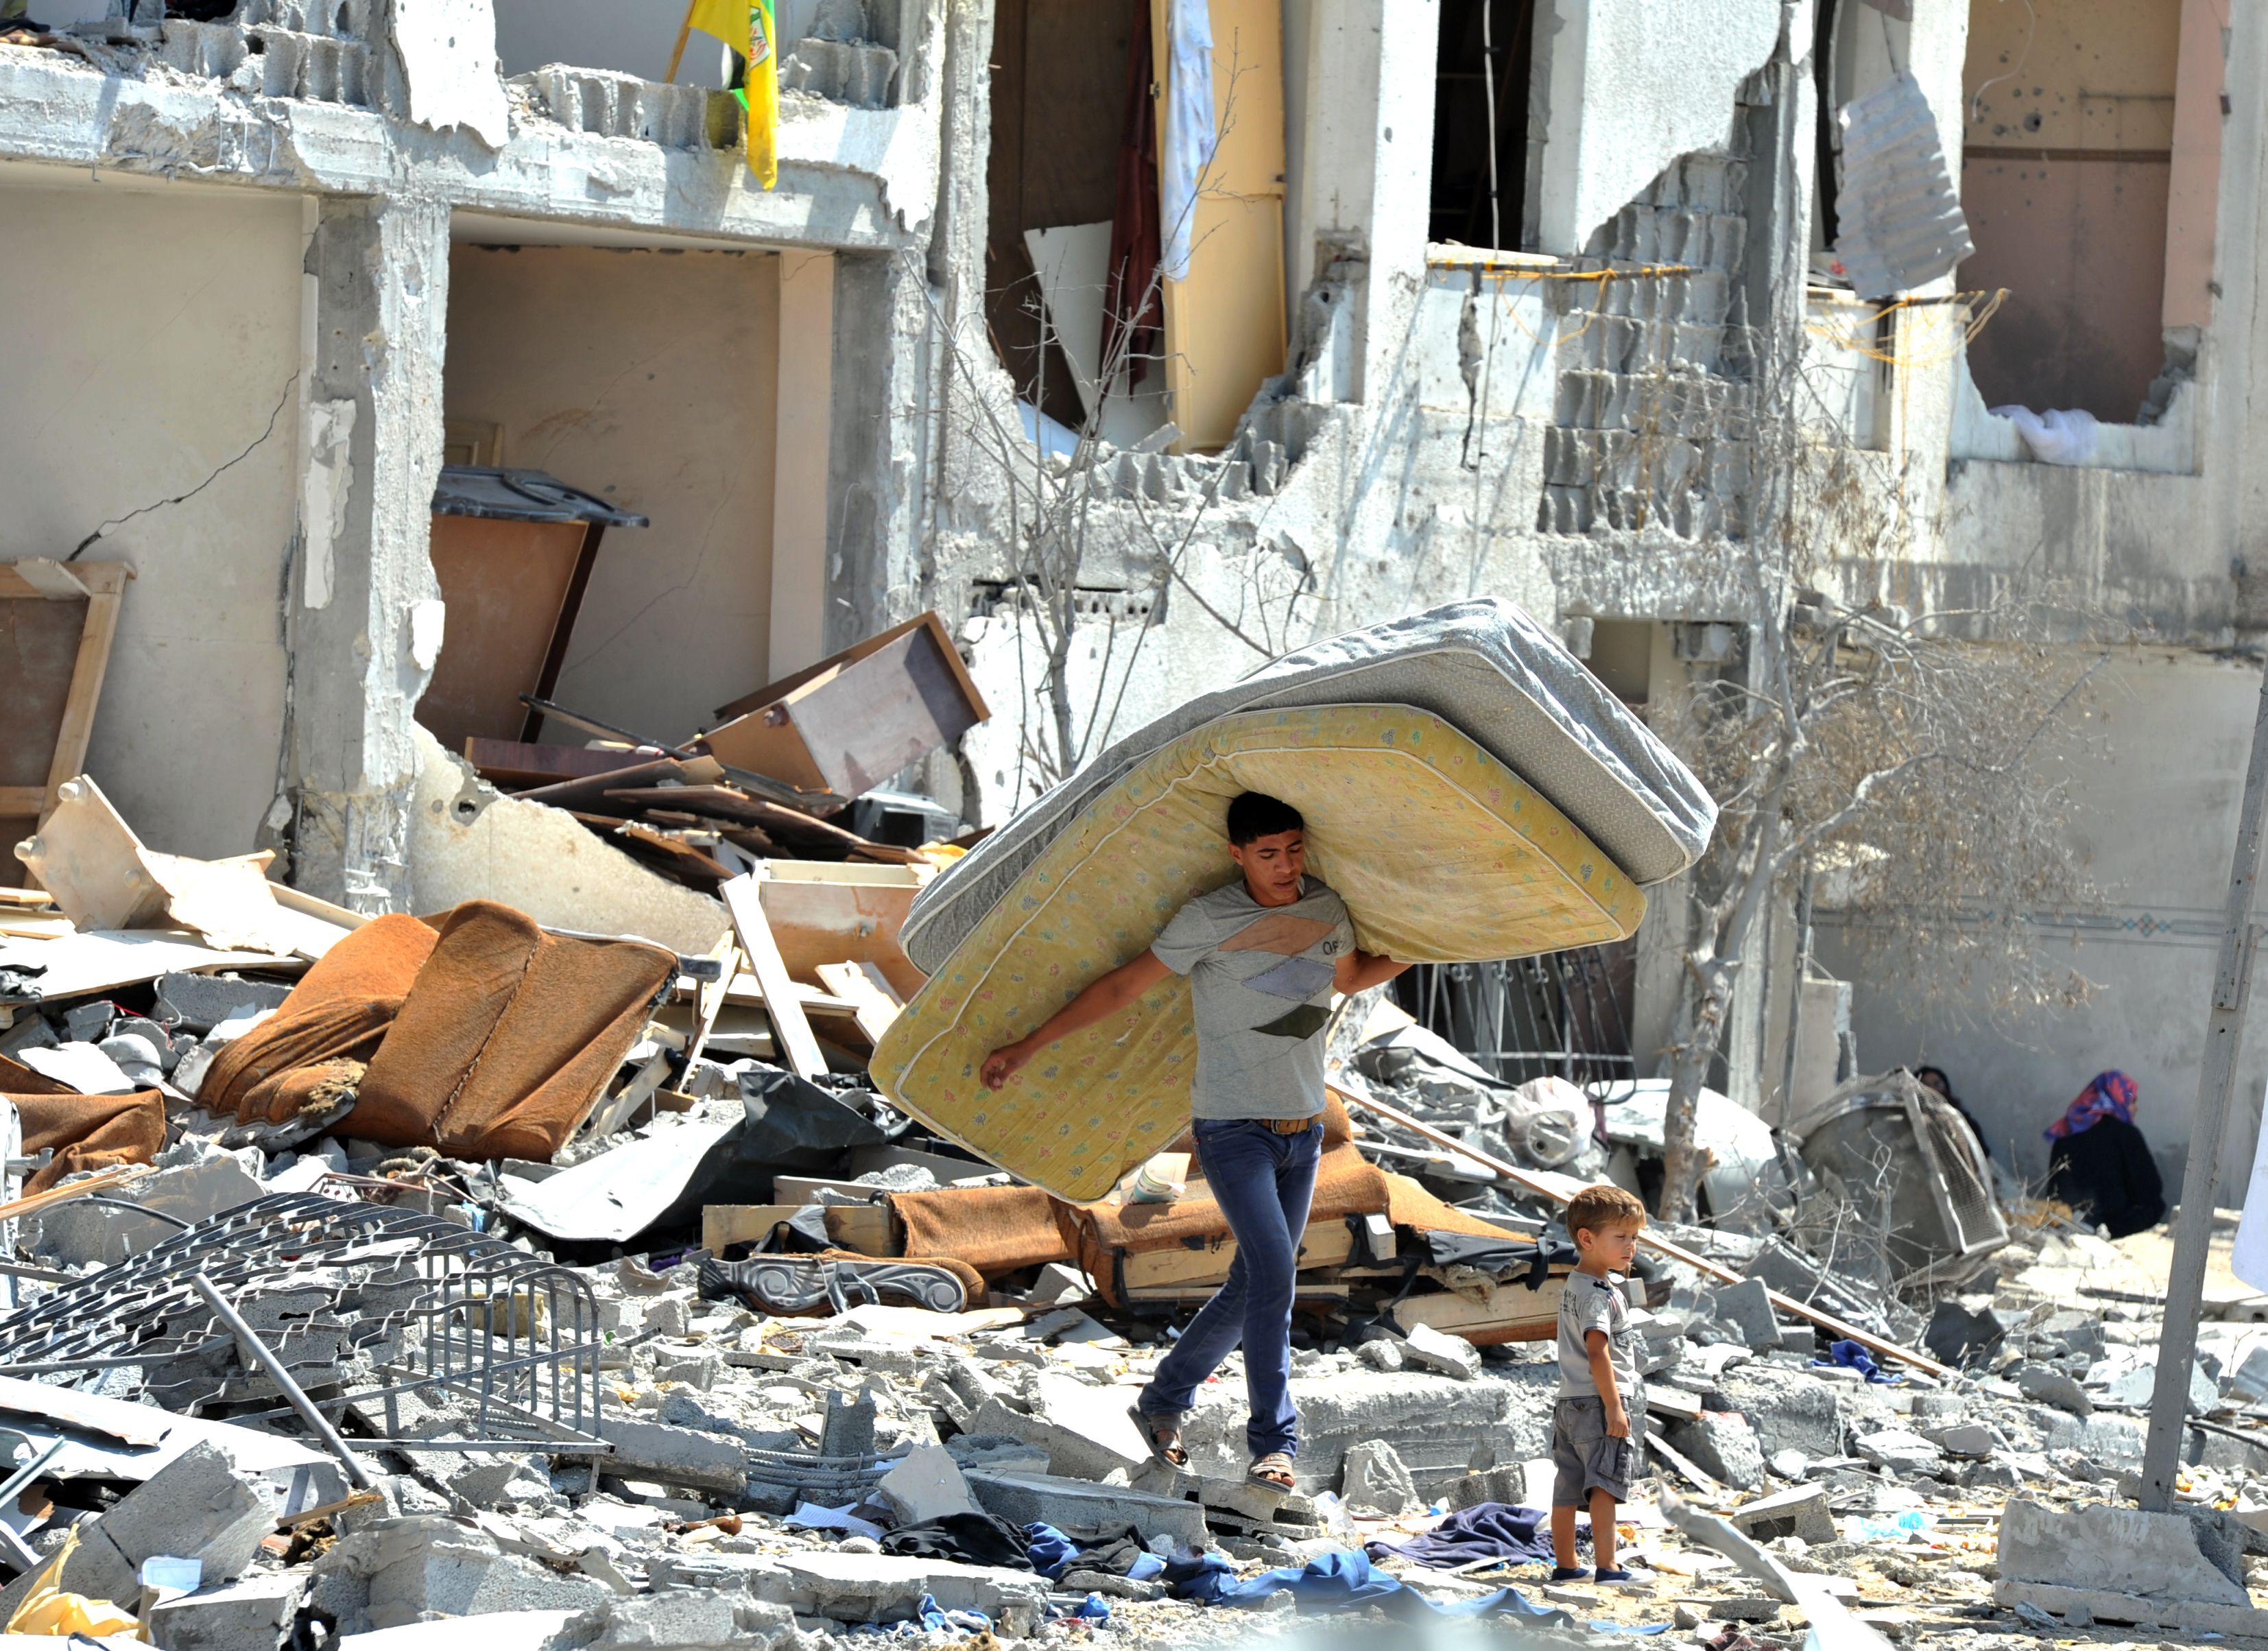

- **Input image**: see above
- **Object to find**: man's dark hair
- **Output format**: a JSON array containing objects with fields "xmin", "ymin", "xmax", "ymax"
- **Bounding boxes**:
[{"xmin": 1226, "ymin": 792, "xmax": 1304, "ymax": 846}]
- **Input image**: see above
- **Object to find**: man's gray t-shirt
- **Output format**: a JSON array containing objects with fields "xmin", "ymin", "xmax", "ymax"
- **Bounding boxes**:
[
  {"xmin": 1556, "ymin": 1269, "xmax": 1644, "ymax": 1406},
  {"xmin": 1150, "ymin": 877, "xmax": 1355, "ymax": 1121}
]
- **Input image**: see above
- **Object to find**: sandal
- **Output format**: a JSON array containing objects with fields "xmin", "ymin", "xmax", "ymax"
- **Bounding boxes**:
[
  {"xmin": 1130, "ymin": 1405, "xmax": 1189, "ymax": 1468},
  {"xmin": 1247, "ymin": 1451, "xmax": 1296, "ymax": 1493}
]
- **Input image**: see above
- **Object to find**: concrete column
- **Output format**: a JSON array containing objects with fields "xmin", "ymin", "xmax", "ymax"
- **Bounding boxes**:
[
  {"xmin": 769, "ymin": 249, "xmax": 835, "ymax": 680},
  {"xmin": 285, "ymin": 194, "xmax": 450, "ymax": 913},
  {"xmin": 1282, "ymin": 0, "xmax": 1437, "ymax": 403},
  {"xmin": 826, "ymin": 251, "xmax": 933, "ymax": 654}
]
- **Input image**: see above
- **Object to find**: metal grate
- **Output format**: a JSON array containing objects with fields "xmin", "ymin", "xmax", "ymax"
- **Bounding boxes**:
[
  {"xmin": 1395, "ymin": 944, "xmax": 1635, "ymax": 1088},
  {"xmin": 0, "ymin": 1193, "xmax": 606, "ymax": 1451}
]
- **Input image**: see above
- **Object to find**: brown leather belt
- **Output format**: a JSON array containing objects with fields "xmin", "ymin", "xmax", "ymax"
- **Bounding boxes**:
[{"xmin": 1259, "ymin": 1116, "xmax": 1320, "ymax": 1135}]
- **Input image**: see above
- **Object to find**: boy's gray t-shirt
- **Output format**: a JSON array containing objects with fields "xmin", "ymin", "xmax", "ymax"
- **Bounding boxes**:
[
  {"xmin": 1149, "ymin": 877, "xmax": 1355, "ymax": 1121},
  {"xmin": 1556, "ymin": 1269, "xmax": 1644, "ymax": 1405}
]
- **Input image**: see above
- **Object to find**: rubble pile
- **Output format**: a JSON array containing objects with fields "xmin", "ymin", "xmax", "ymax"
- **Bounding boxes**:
[{"xmin": 6, "ymin": 619, "xmax": 2268, "ymax": 1650}]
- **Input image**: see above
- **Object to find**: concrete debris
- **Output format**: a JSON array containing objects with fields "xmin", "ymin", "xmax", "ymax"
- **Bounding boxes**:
[{"xmin": 0, "ymin": 644, "xmax": 2256, "ymax": 1651}]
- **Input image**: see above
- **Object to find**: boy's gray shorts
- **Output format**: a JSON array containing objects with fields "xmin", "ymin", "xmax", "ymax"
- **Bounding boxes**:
[{"xmin": 1551, "ymin": 1396, "xmax": 1644, "ymax": 1505}]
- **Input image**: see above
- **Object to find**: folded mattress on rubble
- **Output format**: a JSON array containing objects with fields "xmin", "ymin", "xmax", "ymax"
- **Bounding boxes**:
[
  {"xmin": 900, "ymin": 597, "xmax": 1716, "ymax": 973},
  {"xmin": 871, "ymin": 700, "xmax": 1654, "ymax": 1200}
]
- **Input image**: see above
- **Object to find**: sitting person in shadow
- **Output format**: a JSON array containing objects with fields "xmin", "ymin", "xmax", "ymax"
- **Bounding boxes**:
[
  {"xmin": 2042, "ymin": 1070, "xmax": 2167, "ymax": 1239},
  {"xmin": 1909, "ymin": 1064, "xmax": 1992, "ymax": 1161}
]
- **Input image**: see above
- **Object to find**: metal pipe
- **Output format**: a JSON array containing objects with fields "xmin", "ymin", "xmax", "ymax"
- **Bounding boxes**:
[{"xmin": 191, "ymin": 1274, "xmax": 372, "ymax": 1491}]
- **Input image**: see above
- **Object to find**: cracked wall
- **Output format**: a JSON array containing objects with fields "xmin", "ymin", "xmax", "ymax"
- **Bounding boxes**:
[{"xmin": 0, "ymin": 171, "xmax": 299, "ymax": 861}]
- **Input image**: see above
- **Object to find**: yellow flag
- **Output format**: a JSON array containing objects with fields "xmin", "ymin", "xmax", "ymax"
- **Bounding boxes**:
[{"xmin": 684, "ymin": 0, "xmax": 778, "ymax": 190}]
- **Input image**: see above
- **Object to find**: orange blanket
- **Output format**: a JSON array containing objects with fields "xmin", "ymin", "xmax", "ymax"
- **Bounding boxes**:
[{"xmin": 0, "ymin": 1056, "xmax": 165, "ymax": 1195}]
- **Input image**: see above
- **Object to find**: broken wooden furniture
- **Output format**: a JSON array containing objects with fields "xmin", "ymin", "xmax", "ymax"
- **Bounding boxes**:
[
  {"xmin": 702, "ymin": 612, "xmax": 990, "ymax": 800},
  {"xmin": 418, "ymin": 466, "xmax": 648, "ymax": 755},
  {"xmin": 0, "ymin": 558, "xmax": 132, "ymax": 888}
]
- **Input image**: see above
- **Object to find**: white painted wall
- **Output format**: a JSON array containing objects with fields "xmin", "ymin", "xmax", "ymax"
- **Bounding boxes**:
[
  {"xmin": 1817, "ymin": 650, "xmax": 2268, "ymax": 1199},
  {"xmin": 1531, "ymin": 0, "xmax": 1782, "ymax": 255},
  {"xmin": 442, "ymin": 242, "xmax": 780, "ymax": 746},
  {"xmin": 0, "ymin": 171, "xmax": 298, "ymax": 860}
]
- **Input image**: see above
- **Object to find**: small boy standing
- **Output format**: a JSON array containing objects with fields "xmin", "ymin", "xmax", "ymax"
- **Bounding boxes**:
[{"xmin": 1551, "ymin": 1183, "xmax": 1649, "ymax": 1583}]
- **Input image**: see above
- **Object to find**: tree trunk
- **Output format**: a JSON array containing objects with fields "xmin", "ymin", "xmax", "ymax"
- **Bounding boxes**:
[{"xmin": 1660, "ymin": 955, "xmax": 1736, "ymax": 1224}]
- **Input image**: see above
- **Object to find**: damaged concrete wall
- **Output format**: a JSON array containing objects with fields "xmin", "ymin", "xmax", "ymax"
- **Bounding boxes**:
[
  {"xmin": 442, "ymin": 242, "xmax": 782, "ymax": 742},
  {"xmin": 0, "ymin": 172, "xmax": 299, "ymax": 862},
  {"xmin": 406, "ymin": 726, "xmax": 731, "ymax": 953}
]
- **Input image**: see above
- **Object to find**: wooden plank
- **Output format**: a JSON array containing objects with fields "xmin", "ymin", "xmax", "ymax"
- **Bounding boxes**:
[
  {"xmin": 1118, "ymin": 1217, "xmax": 1354, "ymax": 1292},
  {"xmin": 1388, "ymin": 1274, "xmax": 1568, "ymax": 1344},
  {"xmin": 815, "ymin": 961, "xmax": 900, "ymax": 1043},
  {"xmin": 684, "ymin": 935, "xmax": 739, "ymax": 1069},
  {"xmin": 701, "ymin": 1202, "xmax": 898, "ymax": 1257},
  {"xmin": 43, "ymin": 562, "xmax": 132, "ymax": 817},
  {"xmin": 721, "ymin": 872, "xmax": 828, "ymax": 1080},
  {"xmin": 0, "ymin": 789, "xmax": 47, "ymax": 820},
  {"xmin": 465, "ymin": 737, "xmax": 660, "ymax": 787}
]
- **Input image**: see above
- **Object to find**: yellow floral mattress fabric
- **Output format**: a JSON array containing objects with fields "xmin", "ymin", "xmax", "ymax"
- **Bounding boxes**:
[{"xmin": 870, "ymin": 704, "xmax": 1645, "ymax": 1200}]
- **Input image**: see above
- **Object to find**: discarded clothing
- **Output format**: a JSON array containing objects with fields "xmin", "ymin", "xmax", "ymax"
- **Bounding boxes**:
[
  {"xmin": 1024, "ymin": 1523, "xmax": 1078, "ymax": 1580},
  {"xmin": 880, "ymin": 1510, "xmax": 1034, "ymax": 1571},
  {"xmin": 1366, "ymin": 1501, "xmax": 1558, "ymax": 1571},
  {"xmin": 1171, "ymin": 1547, "xmax": 1665, "ymax": 1629},
  {"xmin": 0, "ymin": 1056, "xmax": 163, "ymax": 1195},
  {"xmin": 1159, "ymin": 0, "xmax": 1214, "ymax": 282}
]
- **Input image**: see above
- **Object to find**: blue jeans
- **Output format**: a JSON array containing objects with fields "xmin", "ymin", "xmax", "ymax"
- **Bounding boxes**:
[{"xmin": 1139, "ymin": 1117, "xmax": 1324, "ymax": 1460}]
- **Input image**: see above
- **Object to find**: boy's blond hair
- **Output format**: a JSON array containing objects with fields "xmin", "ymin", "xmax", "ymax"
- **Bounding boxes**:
[{"xmin": 1566, "ymin": 1183, "xmax": 1647, "ymax": 1244}]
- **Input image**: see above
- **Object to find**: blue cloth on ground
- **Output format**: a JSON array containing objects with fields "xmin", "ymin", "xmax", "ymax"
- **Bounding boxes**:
[
  {"xmin": 1815, "ymin": 1339, "xmax": 1902, "ymax": 1384},
  {"xmin": 1170, "ymin": 1547, "xmax": 1668, "ymax": 1630},
  {"xmin": 1023, "ymin": 1523, "xmax": 1077, "ymax": 1580},
  {"xmin": 1365, "ymin": 1501, "xmax": 1561, "ymax": 1570}
]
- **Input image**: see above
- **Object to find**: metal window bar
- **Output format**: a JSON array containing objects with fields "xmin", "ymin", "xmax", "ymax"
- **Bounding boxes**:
[
  {"xmin": 1397, "ymin": 945, "xmax": 1636, "ymax": 1087},
  {"xmin": 0, "ymin": 1192, "xmax": 606, "ymax": 1450}
]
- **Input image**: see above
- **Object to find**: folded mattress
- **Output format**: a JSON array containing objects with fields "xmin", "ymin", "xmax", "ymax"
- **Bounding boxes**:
[
  {"xmin": 871, "ymin": 701, "xmax": 1648, "ymax": 1199},
  {"xmin": 902, "ymin": 597, "xmax": 1715, "ymax": 974}
]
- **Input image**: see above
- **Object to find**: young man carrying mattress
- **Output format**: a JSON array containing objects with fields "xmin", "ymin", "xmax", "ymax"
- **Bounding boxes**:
[{"xmin": 979, "ymin": 792, "xmax": 1409, "ymax": 1493}]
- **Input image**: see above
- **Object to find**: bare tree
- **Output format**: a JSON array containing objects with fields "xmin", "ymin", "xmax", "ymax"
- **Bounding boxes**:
[{"xmin": 1643, "ymin": 317, "xmax": 2105, "ymax": 1224}]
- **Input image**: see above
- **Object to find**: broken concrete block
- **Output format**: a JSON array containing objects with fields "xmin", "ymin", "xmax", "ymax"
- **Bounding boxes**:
[
  {"xmin": 1710, "ymin": 1364, "xmax": 1845, "ymax": 1460},
  {"xmin": 2032, "ymin": 1309, "xmax": 2105, "ymax": 1359},
  {"xmin": 964, "ymin": 1469, "xmax": 1206, "ymax": 1547},
  {"xmin": 1710, "ymin": 1279, "xmax": 1780, "ymax": 1349},
  {"xmin": 46, "ymin": 1439, "xmax": 279, "ymax": 1610},
  {"xmin": 757, "ymin": 1551, "xmax": 1045, "ymax": 1625},
  {"xmin": 1354, "ymin": 1338, "xmax": 1405, "ymax": 1373},
  {"xmin": 311, "ymin": 1517, "xmax": 614, "ymax": 1636},
  {"xmin": 1401, "ymin": 1323, "xmax": 1481, "ymax": 1379},
  {"xmin": 438, "ymin": 1452, "xmax": 554, "ymax": 1510},
  {"xmin": 964, "ymin": 1374, "xmax": 1151, "ymax": 1480},
  {"xmin": 339, "ymin": 1611, "xmax": 588, "ymax": 1651},
  {"xmin": 153, "ymin": 971, "xmax": 294, "ymax": 1035},
  {"xmin": 644, "ymin": 1553, "xmax": 793, "ymax": 1597},
  {"xmin": 1441, "ymin": 1462, "xmax": 1529, "ymax": 1512},
  {"xmin": 1923, "ymin": 1300, "xmax": 2010, "ymax": 1368},
  {"xmin": 600, "ymin": 1418, "xmax": 749, "ymax": 1497},
  {"xmin": 1921, "ymin": 1421, "xmax": 1997, "ymax": 1459},
  {"xmin": 1664, "ymin": 1412, "xmax": 1766, "ymax": 1490},
  {"xmin": 1728, "ymin": 1484, "xmax": 1835, "ymax": 1544},
  {"xmin": 148, "ymin": 1572, "xmax": 307, "ymax": 1651},
  {"xmin": 1998, "ymin": 1498, "xmax": 2246, "ymax": 1605},
  {"xmin": 34, "ymin": 1138, "xmax": 266, "ymax": 1267},
  {"xmin": 1340, "ymin": 1438, "xmax": 1418, "ymax": 1515},
  {"xmin": 874, "ymin": 1444, "xmax": 977, "ymax": 1525},
  {"xmin": 1854, "ymin": 1428, "xmax": 1944, "ymax": 1475},
  {"xmin": 2014, "ymin": 1362, "xmax": 2092, "ymax": 1417},
  {"xmin": 547, "ymin": 1588, "xmax": 790, "ymax": 1651},
  {"xmin": 2099, "ymin": 1358, "xmax": 2219, "ymax": 1414}
]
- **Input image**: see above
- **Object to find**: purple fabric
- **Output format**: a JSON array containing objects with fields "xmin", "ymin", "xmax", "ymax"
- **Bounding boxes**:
[
  {"xmin": 2046, "ymin": 1071, "xmax": 2138, "ymax": 1142},
  {"xmin": 1365, "ymin": 1501, "xmax": 1560, "ymax": 1570}
]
